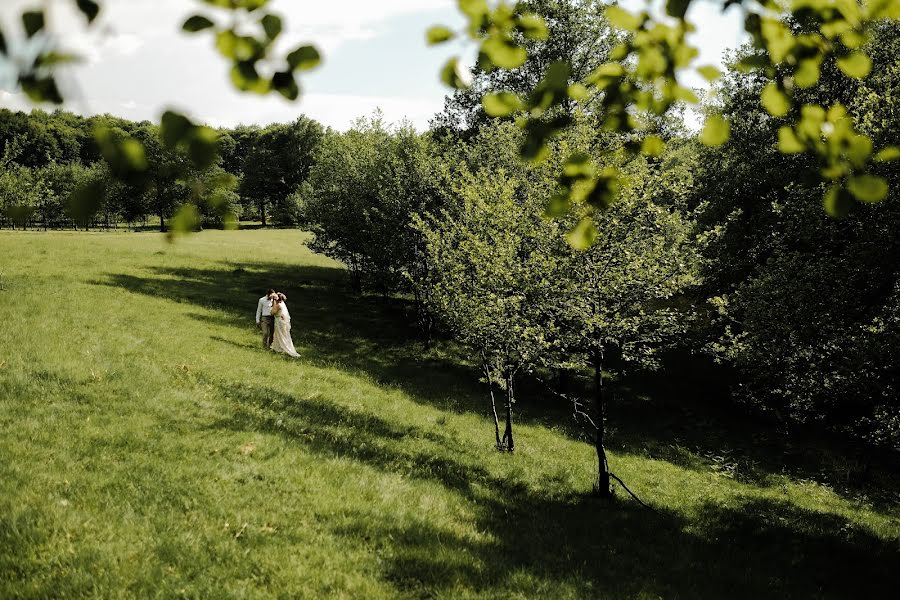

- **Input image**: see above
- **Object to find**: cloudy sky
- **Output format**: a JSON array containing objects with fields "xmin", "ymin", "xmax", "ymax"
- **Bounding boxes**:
[{"xmin": 0, "ymin": 0, "xmax": 746, "ymax": 130}]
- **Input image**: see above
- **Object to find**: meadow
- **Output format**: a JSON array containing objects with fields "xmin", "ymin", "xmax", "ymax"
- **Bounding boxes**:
[{"xmin": 1, "ymin": 229, "xmax": 898, "ymax": 599}]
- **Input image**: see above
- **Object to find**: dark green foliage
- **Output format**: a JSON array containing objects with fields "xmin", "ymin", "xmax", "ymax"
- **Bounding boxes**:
[
  {"xmin": 237, "ymin": 117, "xmax": 323, "ymax": 227},
  {"xmin": 302, "ymin": 114, "xmax": 439, "ymax": 293},
  {"xmin": 697, "ymin": 23, "xmax": 900, "ymax": 448}
]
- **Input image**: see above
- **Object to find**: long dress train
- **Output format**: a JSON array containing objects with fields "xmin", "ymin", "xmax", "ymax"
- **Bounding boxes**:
[{"xmin": 271, "ymin": 303, "xmax": 301, "ymax": 358}]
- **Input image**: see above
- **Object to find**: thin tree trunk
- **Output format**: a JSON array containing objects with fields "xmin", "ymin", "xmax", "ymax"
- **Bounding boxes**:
[
  {"xmin": 482, "ymin": 352, "xmax": 503, "ymax": 451},
  {"xmin": 501, "ymin": 369, "xmax": 515, "ymax": 452},
  {"xmin": 593, "ymin": 349, "xmax": 612, "ymax": 498}
]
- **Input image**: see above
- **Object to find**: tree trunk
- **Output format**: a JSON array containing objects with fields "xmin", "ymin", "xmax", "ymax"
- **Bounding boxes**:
[
  {"xmin": 501, "ymin": 369, "xmax": 515, "ymax": 452},
  {"xmin": 259, "ymin": 199, "xmax": 267, "ymax": 227},
  {"xmin": 482, "ymin": 353, "xmax": 503, "ymax": 451},
  {"xmin": 556, "ymin": 368, "xmax": 571, "ymax": 396},
  {"xmin": 593, "ymin": 349, "xmax": 612, "ymax": 498}
]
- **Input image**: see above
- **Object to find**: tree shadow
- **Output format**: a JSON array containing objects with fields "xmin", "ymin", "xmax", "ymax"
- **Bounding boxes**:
[
  {"xmin": 95, "ymin": 259, "xmax": 900, "ymax": 514},
  {"xmin": 96, "ymin": 260, "xmax": 510, "ymax": 419},
  {"xmin": 603, "ymin": 355, "xmax": 900, "ymax": 515},
  {"xmin": 209, "ymin": 380, "xmax": 900, "ymax": 599}
]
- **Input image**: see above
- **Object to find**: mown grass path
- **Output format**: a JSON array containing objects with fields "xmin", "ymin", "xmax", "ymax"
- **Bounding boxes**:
[{"xmin": 1, "ymin": 230, "xmax": 898, "ymax": 598}]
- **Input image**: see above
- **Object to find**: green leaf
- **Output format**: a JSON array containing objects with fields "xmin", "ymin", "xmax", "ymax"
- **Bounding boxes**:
[
  {"xmin": 697, "ymin": 65, "xmax": 721, "ymax": 82},
  {"xmin": 35, "ymin": 52, "xmax": 83, "ymax": 68},
  {"xmin": 68, "ymin": 180, "xmax": 106, "ymax": 225},
  {"xmin": 231, "ymin": 62, "xmax": 269, "ymax": 94},
  {"xmin": 794, "ymin": 58, "xmax": 821, "ymax": 88},
  {"xmin": 562, "ymin": 152, "xmax": 594, "ymax": 179},
  {"xmin": 869, "ymin": 0, "xmax": 900, "ymax": 18},
  {"xmin": 875, "ymin": 146, "xmax": 900, "ymax": 162},
  {"xmin": 836, "ymin": 52, "xmax": 872, "ymax": 79},
  {"xmin": 701, "ymin": 115, "xmax": 730, "ymax": 147},
  {"xmin": 777, "ymin": 126, "xmax": 804, "ymax": 153},
  {"xmin": 287, "ymin": 45, "xmax": 321, "ymax": 71},
  {"xmin": 440, "ymin": 57, "xmax": 468, "ymax": 89},
  {"xmin": 261, "ymin": 14, "xmax": 282, "ymax": 40},
  {"xmin": 605, "ymin": 6, "xmax": 641, "ymax": 31},
  {"xmin": 823, "ymin": 185, "xmax": 853, "ymax": 218},
  {"xmin": 517, "ymin": 14, "xmax": 548, "ymax": 40},
  {"xmin": 672, "ymin": 85, "xmax": 699, "ymax": 104},
  {"xmin": 847, "ymin": 175, "xmax": 888, "ymax": 203},
  {"xmin": 665, "ymin": 0, "xmax": 692, "ymax": 19},
  {"xmin": 19, "ymin": 75, "xmax": 63, "ymax": 104},
  {"xmin": 545, "ymin": 192, "xmax": 571, "ymax": 218},
  {"xmin": 761, "ymin": 83, "xmax": 791, "ymax": 117},
  {"xmin": 567, "ymin": 218, "xmax": 598, "ymax": 250},
  {"xmin": 216, "ymin": 30, "xmax": 239, "ymax": 59},
  {"xmin": 642, "ymin": 135, "xmax": 665, "ymax": 157},
  {"xmin": 120, "ymin": 139, "xmax": 148, "ymax": 171},
  {"xmin": 840, "ymin": 30, "xmax": 867, "ymax": 49},
  {"xmin": 187, "ymin": 128, "xmax": 220, "ymax": 170},
  {"xmin": 160, "ymin": 111, "xmax": 193, "ymax": 148},
  {"xmin": 458, "ymin": 0, "xmax": 488, "ymax": 19},
  {"xmin": 567, "ymin": 83, "xmax": 589, "ymax": 101},
  {"xmin": 75, "ymin": 0, "xmax": 101, "ymax": 24},
  {"xmin": 22, "ymin": 11, "xmax": 45, "ymax": 38},
  {"xmin": 481, "ymin": 36, "xmax": 527, "ymax": 70},
  {"xmin": 272, "ymin": 70, "xmax": 299, "ymax": 101},
  {"xmin": 169, "ymin": 204, "xmax": 201, "ymax": 237},
  {"xmin": 223, "ymin": 212, "xmax": 239, "ymax": 230},
  {"xmin": 760, "ymin": 17, "xmax": 794, "ymax": 63},
  {"xmin": 483, "ymin": 92, "xmax": 523, "ymax": 117},
  {"xmin": 426, "ymin": 25, "xmax": 455, "ymax": 45},
  {"xmin": 183, "ymin": 15, "xmax": 215, "ymax": 33}
]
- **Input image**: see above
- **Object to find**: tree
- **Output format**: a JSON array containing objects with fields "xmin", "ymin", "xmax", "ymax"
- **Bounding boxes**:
[
  {"xmin": 303, "ymin": 114, "xmax": 440, "ymax": 293},
  {"xmin": 238, "ymin": 117, "xmax": 323, "ymax": 226},
  {"xmin": 432, "ymin": 0, "xmax": 617, "ymax": 136},
  {"xmin": 560, "ymin": 184, "xmax": 701, "ymax": 495},
  {"xmin": 696, "ymin": 22, "xmax": 900, "ymax": 449},
  {"xmin": 414, "ymin": 169, "xmax": 563, "ymax": 451},
  {"xmin": 133, "ymin": 124, "xmax": 186, "ymax": 232}
]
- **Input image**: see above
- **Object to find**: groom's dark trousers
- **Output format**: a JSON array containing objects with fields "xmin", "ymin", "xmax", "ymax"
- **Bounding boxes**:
[{"xmin": 260, "ymin": 316, "xmax": 275, "ymax": 349}]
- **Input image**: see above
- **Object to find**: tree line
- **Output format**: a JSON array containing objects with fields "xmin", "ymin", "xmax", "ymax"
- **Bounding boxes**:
[
  {"xmin": 297, "ymin": 19, "xmax": 900, "ymax": 491},
  {"xmin": 0, "ymin": 109, "xmax": 321, "ymax": 231}
]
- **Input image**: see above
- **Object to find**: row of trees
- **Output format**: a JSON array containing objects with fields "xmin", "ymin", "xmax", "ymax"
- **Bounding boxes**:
[
  {"xmin": 296, "ymin": 19, "xmax": 900, "ymax": 490},
  {"xmin": 0, "ymin": 110, "xmax": 322, "ymax": 230}
]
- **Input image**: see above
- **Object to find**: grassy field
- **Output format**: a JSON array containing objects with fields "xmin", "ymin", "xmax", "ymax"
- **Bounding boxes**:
[{"xmin": 1, "ymin": 229, "xmax": 898, "ymax": 599}]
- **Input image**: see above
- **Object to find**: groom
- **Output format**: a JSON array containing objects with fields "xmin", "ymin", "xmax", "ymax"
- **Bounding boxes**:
[{"xmin": 255, "ymin": 288, "xmax": 276, "ymax": 350}]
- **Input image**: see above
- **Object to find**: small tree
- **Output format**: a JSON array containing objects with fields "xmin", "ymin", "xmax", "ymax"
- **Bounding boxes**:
[
  {"xmin": 238, "ymin": 116, "xmax": 323, "ymax": 226},
  {"xmin": 560, "ymin": 181, "xmax": 701, "ymax": 496},
  {"xmin": 304, "ymin": 114, "xmax": 440, "ymax": 293},
  {"xmin": 414, "ymin": 169, "xmax": 564, "ymax": 450}
]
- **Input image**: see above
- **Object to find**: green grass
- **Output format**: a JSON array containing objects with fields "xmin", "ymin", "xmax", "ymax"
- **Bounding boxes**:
[{"xmin": 1, "ymin": 229, "xmax": 898, "ymax": 599}]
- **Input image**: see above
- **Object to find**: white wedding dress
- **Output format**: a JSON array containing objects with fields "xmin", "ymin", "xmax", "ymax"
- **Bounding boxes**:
[{"xmin": 271, "ymin": 303, "xmax": 301, "ymax": 358}]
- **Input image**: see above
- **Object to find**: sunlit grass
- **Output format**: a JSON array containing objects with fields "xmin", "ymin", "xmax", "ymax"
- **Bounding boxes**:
[{"xmin": 1, "ymin": 229, "xmax": 897, "ymax": 598}]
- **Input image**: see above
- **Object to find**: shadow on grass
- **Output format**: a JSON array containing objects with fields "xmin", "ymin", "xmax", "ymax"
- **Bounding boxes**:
[
  {"xmin": 209, "ymin": 380, "xmax": 900, "ymax": 599},
  {"xmin": 96, "ymin": 261, "xmax": 493, "ymax": 417},
  {"xmin": 95, "ymin": 259, "xmax": 900, "ymax": 513}
]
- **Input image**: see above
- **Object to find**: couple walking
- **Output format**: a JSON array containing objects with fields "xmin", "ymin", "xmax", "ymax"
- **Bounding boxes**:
[{"xmin": 255, "ymin": 289, "xmax": 300, "ymax": 358}]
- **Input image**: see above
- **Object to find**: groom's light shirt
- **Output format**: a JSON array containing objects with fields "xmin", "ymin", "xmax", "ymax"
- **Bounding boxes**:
[{"xmin": 256, "ymin": 297, "xmax": 273, "ymax": 323}]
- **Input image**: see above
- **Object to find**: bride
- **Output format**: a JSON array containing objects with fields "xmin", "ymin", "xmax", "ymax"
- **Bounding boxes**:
[{"xmin": 270, "ymin": 293, "xmax": 301, "ymax": 358}]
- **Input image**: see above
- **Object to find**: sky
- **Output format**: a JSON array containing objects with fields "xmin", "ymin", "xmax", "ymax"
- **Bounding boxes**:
[{"xmin": 0, "ymin": 0, "xmax": 747, "ymax": 131}]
